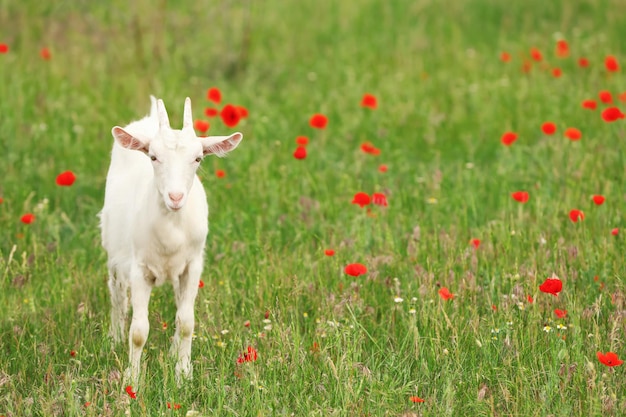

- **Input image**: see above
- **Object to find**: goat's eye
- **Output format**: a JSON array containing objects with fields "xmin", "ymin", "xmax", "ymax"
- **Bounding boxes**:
[
  {"xmin": 195, "ymin": 157, "xmax": 203, "ymax": 163},
  {"xmin": 149, "ymin": 155, "xmax": 157, "ymax": 162}
]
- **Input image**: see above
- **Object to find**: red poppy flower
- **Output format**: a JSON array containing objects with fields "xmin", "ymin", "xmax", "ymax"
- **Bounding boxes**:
[
  {"xmin": 324, "ymin": 249, "xmax": 335, "ymax": 256},
  {"xmin": 578, "ymin": 57, "xmax": 589, "ymax": 68},
  {"xmin": 194, "ymin": 119, "xmax": 210, "ymax": 133},
  {"xmin": 601, "ymin": 107, "xmax": 625, "ymax": 122},
  {"xmin": 555, "ymin": 40, "xmax": 569, "ymax": 58},
  {"xmin": 216, "ymin": 170, "xmax": 226, "ymax": 178},
  {"xmin": 167, "ymin": 403, "xmax": 182, "ymax": 410},
  {"xmin": 295, "ymin": 136, "xmax": 309, "ymax": 146},
  {"xmin": 410, "ymin": 396, "xmax": 425, "ymax": 403},
  {"xmin": 198, "ymin": 280, "xmax": 205, "ymax": 288},
  {"xmin": 361, "ymin": 142, "xmax": 381, "ymax": 155},
  {"xmin": 56, "ymin": 170, "xmax": 76, "ymax": 186},
  {"xmin": 0, "ymin": 197, "xmax": 3, "ymax": 204},
  {"xmin": 491, "ymin": 304, "xmax": 497, "ymax": 311},
  {"xmin": 554, "ymin": 309, "xmax": 567, "ymax": 318},
  {"xmin": 501, "ymin": 131, "xmax": 518, "ymax": 146},
  {"xmin": 597, "ymin": 351, "xmax": 623, "ymax": 367},
  {"xmin": 470, "ymin": 238, "xmax": 480, "ymax": 249},
  {"xmin": 611, "ymin": 228, "xmax": 619, "ymax": 236},
  {"xmin": 500, "ymin": 52, "xmax": 511, "ymax": 62},
  {"xmin": 204, "ymin": 107, "xmax": 219, "ymax": 117},
  {"xmin": 125, "ymin": 385, "xmax": 137, "ymax": 399},
  {"xmin": 541, "ymin": 122, "xmax": 557, "ymax": 135},
  {"xmin": 592, "ymin": 195, "xmax": 605, "ymax": 205},
  {"xmin": 70, "ymin": 350, "xmax": 76, "ymax": 357},
  {"xmin": 438, "ymin": 287, "xmax": 454, "ymax": 300},
  {"xmin": 378, "ymin": 164, "xmax": 388, "ymax": 173},
  {"xmin": 344, "ymin": 263, "xmax": 367, "ymax": 277},
  {"xmin": 511, "ymin": 191, "xmax": 529, "ymax": 203},
  {"xmin": 0, "ymin": 43, "xmax": 8, "ymax": 53},
  {"xmin": 236, "ymin": 105, "xmax": 249, "ymax": 118},
  {"xmin": 569, "ymin": 209, "xmax": 584, "ymax": 222},
  {"xmin": 372, "ymin": 192, "xmax": 388, "ymax": 207},
  {"xmin": 237, "ymin": 346, "xmax": 258, "ymax": 363},
  {"xmin": 539, "ymin": 277, "xmax": 562, "ymax": 296},
  {"xmin": 293, "ymin": 146, "xmax": 307, "ymax": 160},
  {"xmin": 521, "ymin": 61, "xmax": 532, "ymax": 73},
  {"xmin": 605, "ymin": 55, "xmax": 619, "ymax": 72},
  {"xmin": 599, "ymin": 90, "xmax": 613, "ymax": 103},
  {"xmin": 527, "ymin": 295, "xmax": 534, "ymax": 303},
  {"xmin": 582, "ymin": 99, "xmax": 597, "ymax": 110},
  {"xmin": 564, "ymin": 128, "xmax": 581, "ymax": 141},
  {"xmin": 207, "ymin": 87, "xmax": 221, "ymax": 104},
  {"xmin": 620, "ymin": 92, "xmax": 626, "ymax": 102},
  {"xmin": 309, "ymin": 113, "xmax": 328, "ymax": 129},
  {"xmin": 40, "ymin": 47, "xmax": 51, "ymax": 60},
  {"xmin": 552, "ymin": 68, "xmax": 562, "ymax": 78},
  {"xmin": 352, "ymin": 192, "xmax": 371, "ymax": 207},
  {"xmin": 361, "ymin": 93, "xmax": 378, "ymax": 109},
  {"xmin": 20, "ymin": 213, "xmax": 35, "ymax": 224},
  {"xmin": 220, "ymin": 104, "xmax": 241, "ymax": 128},
  {"xmin": 530, "ymin": 47, "xmax": 542, "ymax": 62}
]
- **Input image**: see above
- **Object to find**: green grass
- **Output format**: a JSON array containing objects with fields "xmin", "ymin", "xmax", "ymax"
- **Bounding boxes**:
[{"xmin": 1, "ymin": 0, "xmax": 626, "ymax": 415}]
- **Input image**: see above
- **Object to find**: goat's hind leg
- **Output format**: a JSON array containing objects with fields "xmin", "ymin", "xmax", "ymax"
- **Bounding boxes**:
[{"xmin": 107, "ymin": 262, "xmax": 129, "ymax": 344}]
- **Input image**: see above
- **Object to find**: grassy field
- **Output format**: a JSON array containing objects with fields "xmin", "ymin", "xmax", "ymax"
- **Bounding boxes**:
[{"xmin": 1, "ymin": 0, "xmax": 626, "ymax": 415}]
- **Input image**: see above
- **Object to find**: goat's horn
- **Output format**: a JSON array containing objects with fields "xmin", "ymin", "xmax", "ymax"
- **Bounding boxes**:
[
  {"xmin": 157, "ymin": 99, "xmax": 170, "ymax": 129},
  {"xmin": 182, "ymin": 97, "xmax": 193, "ymax": 131}
]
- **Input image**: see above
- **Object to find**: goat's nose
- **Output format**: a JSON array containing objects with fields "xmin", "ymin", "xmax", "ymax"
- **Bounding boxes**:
[{"xmin": 168, "ymin": 192, "xmax": 184, "ymax": 203}]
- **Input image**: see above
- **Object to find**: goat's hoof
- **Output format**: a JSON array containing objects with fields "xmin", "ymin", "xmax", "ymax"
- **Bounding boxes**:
[
  {"xmin": 123, "ymin": 367, "xmax": 140, "ymax": 388},
  {"xmin": 175, "ymin": 363, "xmax": 193, "ymax": 385}
]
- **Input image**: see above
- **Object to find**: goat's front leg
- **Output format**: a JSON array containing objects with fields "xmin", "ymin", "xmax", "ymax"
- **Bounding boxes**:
[
  {"xmin": 171, "ymin": 258, "xmax": 202, "ymax": 383},
  {"xmin": 127, "ymin": 263, "xmax": 153, "ymax": 387}
]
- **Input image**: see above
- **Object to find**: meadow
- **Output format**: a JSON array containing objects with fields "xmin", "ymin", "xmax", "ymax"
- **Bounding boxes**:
[{"xmin": 1, "ymin": 0, "xmax": 626, "ymax": 415}]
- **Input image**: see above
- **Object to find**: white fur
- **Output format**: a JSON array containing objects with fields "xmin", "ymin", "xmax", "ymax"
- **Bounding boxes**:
[{"xmin": 99, "ymin": 96, "xmax": 242, "ymax": 385}]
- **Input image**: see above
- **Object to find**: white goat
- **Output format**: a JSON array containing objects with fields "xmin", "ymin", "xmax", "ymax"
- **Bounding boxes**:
[{"xmin": 99, "ymin": 96, "xmax": 242, "ymax": 384}]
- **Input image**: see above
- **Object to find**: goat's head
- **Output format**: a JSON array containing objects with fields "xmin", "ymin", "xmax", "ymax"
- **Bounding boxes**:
[{"xmin": 111, "ymin": 97, "xmax": 243, "ymax": 211}]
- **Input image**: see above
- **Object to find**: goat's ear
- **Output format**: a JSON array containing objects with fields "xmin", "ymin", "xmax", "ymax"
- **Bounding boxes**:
[
  {"xmin": 200, "ymin": 132, "xmax": 243, "ymax": 157},
  {"xmin": 112, "ymin": 126, "xmax": 150, "ymax": 153}
]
